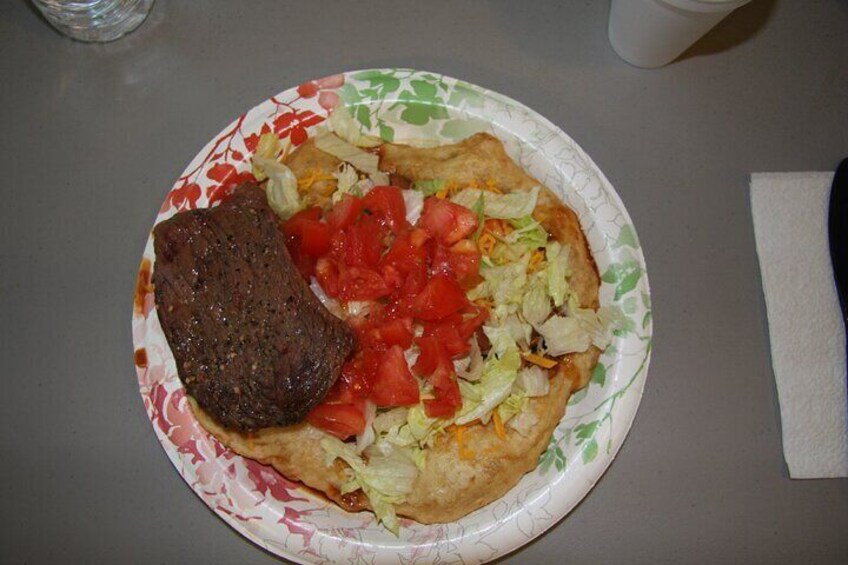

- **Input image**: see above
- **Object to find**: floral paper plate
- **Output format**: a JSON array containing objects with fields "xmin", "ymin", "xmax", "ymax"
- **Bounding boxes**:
[{"xmin": 132, "ymin": 69, "xmax": 652, "ymax": 564}]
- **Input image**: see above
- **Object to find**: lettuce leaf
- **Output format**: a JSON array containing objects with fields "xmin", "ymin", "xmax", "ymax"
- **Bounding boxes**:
[
  {"xmin": 537, "ymin": 314, "xmax": 591, "ymax": 356},
  {"xmin": 516, "ymin": 365, "xmax": 549, "ymax": 397},
  {"xmin": 545, "ymin": 240, "xmax": 571, "ymax": 308},
  {"xmin": 401, "ymin": 189, "xmax": 424, "ymax": 225},
  {"xmin": 412, "ymin": 179, "xmax": 445, "ymax": 196},
  {"xmin": 320, "ymin": 437, "xmax": 418, "ymax": 535},
  {"xmin": 497, "ymin": 392, "xmax": 528, "ymax": 424},
  {"xmin": 521, "ymin": 271, "xmax": 551, "ymax": 327},
  {"xmin": 506, "ymin": 215, "xmax": 548, "ymax": 250},
  {"xmin": 451, "ymin": 185, "xmax": 540, "ymax": 219},
  {"xmin": 332, "ymin": 163, "xmax": 361, "ymax": 203},
  {"xmin": 253, "ymin": 155, "xmax": 302, "ymax": 220},
  {"xmin": 328, "ymin": 101, "xmax": 382, "ymax": 148},
  {"xmin": 455, "ymin": 347, "xmax": 521, "ymax": 425},
  {"xmin": 251, "ymin": 132, "xmax": 283, "ymax": 181},
  {"xmin": 314, "ymin": 132, "xmax": 380, "ymax": 175}
]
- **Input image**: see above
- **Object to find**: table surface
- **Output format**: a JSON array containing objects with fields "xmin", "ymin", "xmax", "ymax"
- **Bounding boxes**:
[{"xmin": 2, "ymin": 1, "xmax": 847, "ymax": 563}]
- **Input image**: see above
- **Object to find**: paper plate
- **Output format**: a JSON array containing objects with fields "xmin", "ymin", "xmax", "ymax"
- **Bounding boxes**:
[{"xmin": 131, "ymin": 69, "xmax": 652, "ymax": 564}]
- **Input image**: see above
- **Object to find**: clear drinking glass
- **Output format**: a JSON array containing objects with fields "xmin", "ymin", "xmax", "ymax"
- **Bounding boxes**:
[{"xmin": 32, "ymin": 0, "xmax": 155, "ymax": 43}]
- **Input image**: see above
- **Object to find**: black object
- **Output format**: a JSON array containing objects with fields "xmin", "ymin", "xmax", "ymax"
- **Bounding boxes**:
[
  {"xmin": 829, "ymin": 158, "xmax": 848, "ymax": 331},
  {"xmin": 152, "ymin": 183, "xmax": 355, "ymax": 431}
]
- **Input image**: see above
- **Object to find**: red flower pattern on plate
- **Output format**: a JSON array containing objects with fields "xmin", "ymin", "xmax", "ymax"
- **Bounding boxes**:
[
  {"xmin": 272, "ymin": 109, "xmax": 324, "ymax": 146},
  {"xmin": 297, "ymin": 73, "xmax": 345, "ymax": 111}
]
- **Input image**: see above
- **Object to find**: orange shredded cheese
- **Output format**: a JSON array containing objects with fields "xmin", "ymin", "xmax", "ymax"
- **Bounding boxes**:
[
  {"xmin": 528, "ymin": 249, "xmax": 546, "ymax": 272},
  {"xmin": 484, "ymin": 179, "xmax": 503, "ymax": 194},
  {"xmin": 523, "ymin": 352, "xmax": 558, "ymax": 369},
  {"xmin": 473, "ymin": 298, "xmax": 493, "ymax": 310},
  {"xmin": 455, "ymin": 425, "xmax": 475, "ymax": 460},
  {"xmin": 435, "ymin": 189, "xmax": 448, "ymax": 199},
  {"xmin": 478, "ymin": 232, "xmax": 496, "ymax": 255},
  {"xmin": 297, "ymin": 168, "xmax": 336, "ymax": 194},
  {"xmin": 492, "ymin": 410, "xmax": 506, "ymax": 441}
]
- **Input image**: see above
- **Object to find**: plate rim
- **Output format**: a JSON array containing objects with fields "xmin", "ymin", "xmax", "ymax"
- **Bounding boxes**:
[{"xmin": 132, "ymin": 67, "xmax": 652, "ymax": 564}]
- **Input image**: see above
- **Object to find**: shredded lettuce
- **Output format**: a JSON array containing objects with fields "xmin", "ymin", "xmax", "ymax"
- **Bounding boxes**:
[
  {"xmin": 497, "ymin": 392, "xmax": 528, "ymax": 424},
  {"xmin": 332, "ymin": 163, "xmax": 361, "ymax": 203},
  {"xmin": 370, "ymin": 170, "xmax": 390, "ymax": 186},
  {"xmin": 455, "ymin": 347, "xmax": 521, "ymax": 425},
  {"xmin": 451, "ymin": 185, "xmax": 540, "ymax": 219},
  {"xmin": 522, "ymin": 272, "xmax": 551, "ymax": 327},
  {"xmin": 321, "ymin": 437, "xmax": 418, "ymax": 535},
  {"xmin": 411, "ymin": 179, "xmax": 445, "ymax": 196},
  {"xmin": 537, "ymin": 314, "xmax": 591, "ymax": 356},
  {"xmin": 314, "ymin": 132, "xmax": 380, "ymax": 175},
  {"xmin": 483, "ymin": 315, "xmax": 531, "ymax": 356},
  {"xmin": 545, "ymin": 240, "xmax": 571, "ymax": 308},
  {"xmin": 251, "ymin": 132, "xmax": 283, "ymax": 181},
  {"xmin": 567, "ymin": 298, "xmax": 624, "ymax": 350},
  {"xmin": 470, "ymin": 254, "xmax": 530, "ymax": 316},
  {"xmin": 355, "ymin": 401, "xmax": 377, "ymax": 453},
  {"xmin": 401, "ymin": 189, "xmax": 424, "ymax": 225},
  {"xmin": 457, "ymin": 338, "xmax": 484, "ymax": 381},
  {"xmin": 373, "ymin": 408, "xmax": 409, "ymax": 435},
  {"xmin": 516, "ymin": 366, "xmax": 550, "ymax": 397},
  {"xmin": 406, "ymin": 405, "xmax": 447, "ymax": 447},
  {"xmin": 506, "ymin": 216, "xmax": 548, "ymax": 250},
  {"xmin": 328, "ymin": 101, "xmax": 382, "ymax": 148},
  {"xmin": 254, "ymin": 155, "xmax": 302, "ymax": 220},
  {"xmin": 309, "ymin": 277, "xmax": 342, "ymax": 318}
]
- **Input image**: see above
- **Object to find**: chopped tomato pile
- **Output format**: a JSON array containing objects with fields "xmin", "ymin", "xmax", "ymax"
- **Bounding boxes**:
[{"xmin": 282, "ymin": 186, "xmax": 489, "ymax": 439}]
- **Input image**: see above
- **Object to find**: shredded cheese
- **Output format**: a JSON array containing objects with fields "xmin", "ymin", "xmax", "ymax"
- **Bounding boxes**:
[
  {"xmin": 484, "ymin": 179, "xmax": 503, "ymax": 194},
  {"xmin": 297, "ymin": 168, "xmax": 336, "ymax": 194},
  {"xmin": 492, "ymin": 410, "xmax": 506, "ymax": 441},
  {"xmin": 528, "ymin": 249, "xmax": 546, "ymax": 272},
  {"xmin": 455, "ymin": 425, "xmax": 475, "ymax": 460},
  {"xmin": 523, "ymin": 352, "xmax": 558, "ymax": 369},
  {"xmin": 478, "ymin": 233, "xmax": 496, "ymax": 255}
]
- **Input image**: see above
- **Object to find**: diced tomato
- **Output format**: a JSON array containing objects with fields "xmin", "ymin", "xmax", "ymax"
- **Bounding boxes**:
[
  {"xmin": 337, "ymin": 266, "xmax": 390, "ymax": 301},
  {"xmin": 283, "ymin": 207, "xmax": 331, "ymax": 257},
  {"xmin": 413, "ymin": 273, "xmax": 469, "ymax": 321},
  {"xmin": 429, "ymin": 241, "xmax": 453, "ymax": 277},
  {"xmin": 361, "ymin": 186, "xmax": 408, "ymax": 233},
  {"xmin": 458, "ymin": 305, "xmax": 489, "ymax": 340},
  {"xmin": 409, "ymin": 228, "xmax": 430, "ymax": 247},
  {"xmin": 369, "ymin": 345, "xmax": 420, "ymax": 407},
  {"xmin": 424, "ymin": 396, "xmax": 461, "ymax": 419},
  {"xmin": 285, "ymin": 245, "xmax": 317, "ymax": 279},
  {"xmin": 306, "ymin": 403, "xmax": 366, "ymax": 440},
  {"xmin": 412, "ymin": 338, "xmax": 462, "ymax": 418},
  {"xmin": 315, "ymin": 257, "xmax": 340, "ymax": 297},
  {"xmin": 326, "ymin": 349, "xmax": 381, "ymax": 404},
  {"xmin": 418, "ymin": 197, "xmax": 478, "ymax": 245},
  {"xmin": 385, "ymin": 263, "xmax": 428, "ymax": 318},
  {"xmin": 412, "ymin": 337, "xmax": 440, "ymax": 376},
  {"xmin": 375, "ymin": 317, "xmax": 414, "ymax": 349},
  {"xmin": 483, "ymin": 218, "xmax": 510, "ymax": 237},
  {"xmin": 325, "ymin": 194, "xmax": 364, "ymax": 232},
  {"xmin": 344, "ymin": 215, "xmax": 384, "ymax": 269},
  {"xmin": 448, "ymin": 239, "xmax": 482, "ymax": 288},
  {"xmin": 424, "ymin": 322, "xmax": 469, "ymax": 358},
  {"xmin": 381, "ymin": 229, "xmax": 427, "ymax": 276}
]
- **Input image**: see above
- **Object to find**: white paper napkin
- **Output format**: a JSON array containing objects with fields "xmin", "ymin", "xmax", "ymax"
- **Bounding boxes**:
[{"xmin": 751, "ymin": 172, "xmax": 848, "ymax": 479}]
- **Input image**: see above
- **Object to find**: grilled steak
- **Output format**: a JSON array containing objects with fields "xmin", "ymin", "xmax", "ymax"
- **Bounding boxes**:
[{"xmin": 152, "ymin": 182, "xmax": 355, "ymax": 431}]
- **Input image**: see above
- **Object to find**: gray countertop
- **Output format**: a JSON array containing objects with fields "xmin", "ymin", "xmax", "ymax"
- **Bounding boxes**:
[{"xmin": 2, "ymin": 0, "xmax": 847, "ymax": 563}]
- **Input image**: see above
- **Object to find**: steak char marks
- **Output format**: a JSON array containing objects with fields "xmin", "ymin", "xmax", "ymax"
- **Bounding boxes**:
[{"xmin": 152, "ymin": 183, "xmax": 354, "ymax": 431}]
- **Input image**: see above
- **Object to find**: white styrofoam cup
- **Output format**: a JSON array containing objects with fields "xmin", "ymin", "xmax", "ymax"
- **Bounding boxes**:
[{"xmin": 608, "ymin": 0, "xmax": 752, "ymax": 68}]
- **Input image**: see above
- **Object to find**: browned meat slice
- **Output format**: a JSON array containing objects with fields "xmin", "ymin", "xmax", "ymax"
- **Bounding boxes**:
[{"xmin": 152, "ymin": 183, "xmax": 354, "ymax": 431}]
